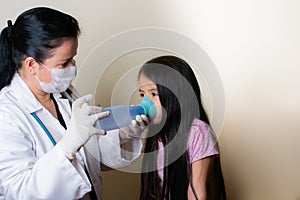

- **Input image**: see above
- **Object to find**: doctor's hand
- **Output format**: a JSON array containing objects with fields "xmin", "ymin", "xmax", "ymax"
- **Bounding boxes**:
[
  {"xmin": 119, "ymin": 114, "xmax": 150, "ymax": 143},
  {"xmin": 58, "ymin": 94, "xmax": 109, "ymax": 160}
]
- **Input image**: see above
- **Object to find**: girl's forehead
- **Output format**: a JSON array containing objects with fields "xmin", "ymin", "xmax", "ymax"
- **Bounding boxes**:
[
  {"xmin": 139, "ymin": 82, "xmax": 157, "ymax": 90},
  {"xmin": 139, "ymin": 74, "xmax": 157, "ymax": 90},
  {"xmin": 139, "ymin": 73, "xmax": 153, "ymax": 83}
]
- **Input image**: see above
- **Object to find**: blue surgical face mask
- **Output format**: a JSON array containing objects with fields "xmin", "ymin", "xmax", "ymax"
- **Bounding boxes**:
[{"xmin": 36, "ymin": 63, "xmax": 77, "ymax": 93}]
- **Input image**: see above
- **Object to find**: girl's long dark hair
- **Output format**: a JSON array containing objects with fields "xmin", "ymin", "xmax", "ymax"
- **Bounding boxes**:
[
  {"xmin": 0, "ymin": 7, "xmax": 80, "ymax": 90},
  {"xmin": 139, "ymin": 55, "xmax": 226, "ymax": 200}
]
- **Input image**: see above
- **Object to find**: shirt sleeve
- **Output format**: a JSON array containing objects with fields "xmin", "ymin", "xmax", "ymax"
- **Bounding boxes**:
[
  {"xmin": 98, "ymin": 129, "xmax": 142, "ymax": 169},
  {"xmin": 188, "ymin": 121, "xmax": 219, "ymax": 163}
]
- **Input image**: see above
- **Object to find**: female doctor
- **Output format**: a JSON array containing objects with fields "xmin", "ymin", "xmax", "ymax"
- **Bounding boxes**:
[{"xmin": 0, "ymin": 7, "xmax": 148, "ymax": 200}]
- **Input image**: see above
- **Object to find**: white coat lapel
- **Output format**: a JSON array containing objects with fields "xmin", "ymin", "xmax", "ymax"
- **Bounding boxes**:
[{"xmin": 84, "ymin": 135, "xmax": 103, "ymax": 200}]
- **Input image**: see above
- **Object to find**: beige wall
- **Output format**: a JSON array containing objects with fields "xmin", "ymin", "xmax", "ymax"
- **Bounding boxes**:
[{"xmin": 1, "ymin": 1, "xmax": 300, "ymax": 199}]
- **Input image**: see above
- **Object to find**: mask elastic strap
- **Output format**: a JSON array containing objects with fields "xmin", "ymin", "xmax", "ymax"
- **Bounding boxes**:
[{"xmin": 39, "ymin": 63, "xmax": 52, "ymax": 71}]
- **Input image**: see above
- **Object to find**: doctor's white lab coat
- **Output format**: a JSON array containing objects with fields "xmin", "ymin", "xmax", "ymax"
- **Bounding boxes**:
[{"xmin": 0, "ymin": 73, "xmax": 142, "ymax": 200}]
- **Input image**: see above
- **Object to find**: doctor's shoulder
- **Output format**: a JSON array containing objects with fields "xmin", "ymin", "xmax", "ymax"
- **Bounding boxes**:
[
  {"xmin": 0, "ymin": 86, "xmax": 36, "ymax": 148},
  {"xmin": 0, "ymin": 86, "xmax": 29, "ymax": 123}
]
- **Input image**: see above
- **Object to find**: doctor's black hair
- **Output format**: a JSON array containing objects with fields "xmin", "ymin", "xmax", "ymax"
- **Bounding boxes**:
[{"xmin": 0, "ymin": 7, "xmax": 80, "ymax": 90}]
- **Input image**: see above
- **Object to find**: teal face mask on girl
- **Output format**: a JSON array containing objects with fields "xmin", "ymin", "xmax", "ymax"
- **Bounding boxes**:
[{"xmin": 36, "ymin": 64, "xmax": 77, "ymax": 93}]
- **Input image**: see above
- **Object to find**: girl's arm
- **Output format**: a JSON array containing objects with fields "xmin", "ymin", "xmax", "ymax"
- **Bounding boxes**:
[{"xmin": 188, "ymin": 156, "xmax": 213, "ymax": 200}]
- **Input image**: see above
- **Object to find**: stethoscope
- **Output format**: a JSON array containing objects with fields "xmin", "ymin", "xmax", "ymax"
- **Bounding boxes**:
[
  {"xmin": 31, "ymin": 111, "xmax": 84, "ymax": 163},
  {"xmin": 31, "ymin": 112, "xmax": 97, "ymax": 197},
  {"xmin": 31, "ymin": 112, "xmax": 56, "ymax": 146}
]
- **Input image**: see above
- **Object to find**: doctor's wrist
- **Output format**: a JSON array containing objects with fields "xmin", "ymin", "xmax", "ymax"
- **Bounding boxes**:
[
  {"xmin": 64, "ymin": 151, "xmax": 76, "ymax": 161},
  {"xmin": 57, "ymin": 142, "xmax": 77, "ymax": 161}
]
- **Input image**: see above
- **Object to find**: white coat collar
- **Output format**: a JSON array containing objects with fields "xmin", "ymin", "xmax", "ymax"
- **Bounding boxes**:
[{"xmin": 9, "ymin": 73, "xmax": 64, "ymax": 114}]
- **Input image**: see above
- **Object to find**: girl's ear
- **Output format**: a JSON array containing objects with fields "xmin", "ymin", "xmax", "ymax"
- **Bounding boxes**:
[{"xmin": 23, "ymin": 57, "xmax": 39, "ymax": 75}]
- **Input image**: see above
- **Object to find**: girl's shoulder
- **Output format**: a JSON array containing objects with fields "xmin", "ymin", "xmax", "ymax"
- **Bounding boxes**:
[
  {"xmin": 188, "ymin": 118, "xmax": 219, "ymax": 162},
  {"xmin": 190, "ymin": 118, "xmax": 211, "ymax": 136}
]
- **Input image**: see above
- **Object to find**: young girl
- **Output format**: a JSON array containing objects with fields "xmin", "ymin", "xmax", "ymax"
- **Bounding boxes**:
[{"xmin": 138, "ymin": 55, "xmax": 226, "ymax": 200}]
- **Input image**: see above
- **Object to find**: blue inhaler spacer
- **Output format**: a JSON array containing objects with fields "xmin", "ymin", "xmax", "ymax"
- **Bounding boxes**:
[{"xmin": 94, "ymin": 96, "xmax": 157, "ymax": 131}]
